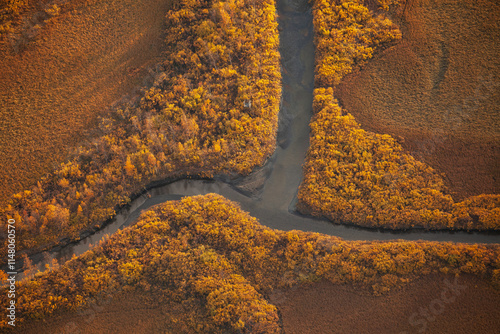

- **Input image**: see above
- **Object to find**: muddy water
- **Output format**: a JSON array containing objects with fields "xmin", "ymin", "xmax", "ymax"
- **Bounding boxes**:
[{"xmin": 23, "ymin": 0, "xmax": 499, "ymax": 274}]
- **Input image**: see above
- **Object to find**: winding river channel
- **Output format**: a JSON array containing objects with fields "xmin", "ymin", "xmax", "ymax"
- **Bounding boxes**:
[{"xmin": 25, "ymin": 0, "xmax": 499, "ymax": 273}]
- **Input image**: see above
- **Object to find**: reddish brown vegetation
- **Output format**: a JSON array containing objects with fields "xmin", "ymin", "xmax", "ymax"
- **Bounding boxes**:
[{"xmin": 277, "ymin": 274, "xmax": 500, "ymax": 334}]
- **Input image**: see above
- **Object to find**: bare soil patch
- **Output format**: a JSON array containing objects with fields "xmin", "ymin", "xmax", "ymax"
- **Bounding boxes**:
[
  {"xmin": 335, "ymin": 0, "xmax": 500, "ymax": 200},
  {"xmin": 0, "ymin": 0, "xmax": 171, "ymax": 207},
  {"xmin": 277, "ymin": 274, "xmax": 500, "ymax": 334}
]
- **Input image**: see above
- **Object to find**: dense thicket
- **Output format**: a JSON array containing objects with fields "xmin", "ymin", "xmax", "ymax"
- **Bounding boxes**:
[
  {"xmin": 0, "ymin": 0, "xmax": 30, "ymax": 25},
  {"xmin": 297, "ymin": 0, "xmax": 500, "ymax": 229},
  {"xmin": 0, "ymin": 0, "xmax": 281, "ymax": 257},
  {"xmin": 2, "ymin": 194, "xmax": 498, "ymax": 330}
]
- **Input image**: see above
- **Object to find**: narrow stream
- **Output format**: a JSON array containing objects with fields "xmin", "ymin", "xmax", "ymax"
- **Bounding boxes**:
[{"xmin": 21, "ymin": 0, "xmax": 499, "ymax": 275}]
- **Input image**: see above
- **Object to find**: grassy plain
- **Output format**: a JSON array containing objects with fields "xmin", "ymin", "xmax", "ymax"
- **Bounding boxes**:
[
  {"xmin": 0, "ymin": 0, "xmax": 171, "ymax": 207},
  {"xmin": 335, "ymin": 0, "xmax": 500, "ymax": 200}
]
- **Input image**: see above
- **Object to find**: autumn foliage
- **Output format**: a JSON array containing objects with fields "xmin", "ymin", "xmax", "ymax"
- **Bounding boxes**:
[
  {"xmin": 313, "ymin": 0, "xmax": 401, "ymax": 87},
  {"xmin": 0, "ymin": 0, "xmax": 281, "ymax": 257},
  {"xmin": 297, "ymin": 0, "xmax": 500, "ymax": 230},
  {"xmin": 2, "ymin": 194, "xmax": 499, "ymax": 330},
  {"xmin": 298, "ymin": 89, "xmax": 500, "ymax": 229}
]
